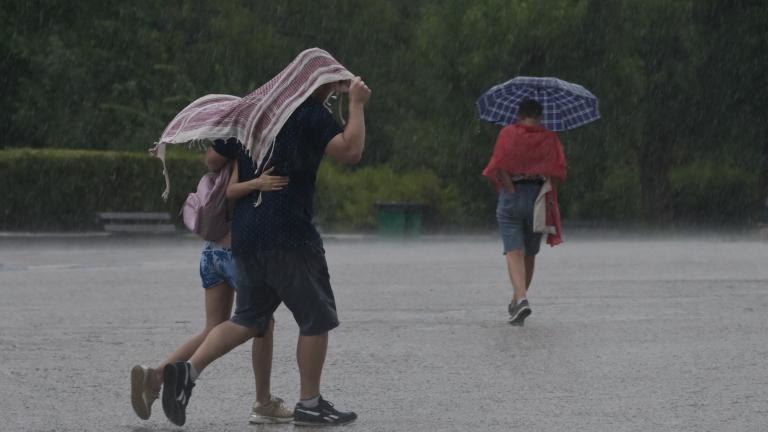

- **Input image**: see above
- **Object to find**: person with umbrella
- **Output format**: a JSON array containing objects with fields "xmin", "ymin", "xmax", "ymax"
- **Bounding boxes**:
[
  {"xmin": 477, "ymin": 77, "xmax": 599, "ymax": 325},
  {"xmin": 483, "ymin": 99, "xmax": 566, "ymax": 325}
]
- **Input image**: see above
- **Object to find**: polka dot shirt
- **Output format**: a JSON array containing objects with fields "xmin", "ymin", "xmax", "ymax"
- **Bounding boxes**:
[{"xmin": 213, "ymin": 98, "xmax": 343, "ymax": 255}]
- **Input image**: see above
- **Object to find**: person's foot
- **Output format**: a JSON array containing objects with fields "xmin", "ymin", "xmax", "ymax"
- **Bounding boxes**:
[
  {"xmin": 161, "ymin": 362, "xmax": 195, "ymax": 426},
  {"xmin": 130, "ymin": 365, "xmax": 160, "ymax": 420},
  {"xmin": 509, "ymin": 299, "xmax": 531, "ymax": 326},
  {"xmin": 249, "ymin": 396, "xmax": 294, "ymax": 424},
  {"xmin": 293, "ymin": 397, "xmax": 357, "ymax": 426}
]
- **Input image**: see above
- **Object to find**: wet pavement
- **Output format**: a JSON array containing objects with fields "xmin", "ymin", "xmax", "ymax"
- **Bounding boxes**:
[{"xmin": 1, "ymin": 233, "xmax": 767, "ymax": 432}]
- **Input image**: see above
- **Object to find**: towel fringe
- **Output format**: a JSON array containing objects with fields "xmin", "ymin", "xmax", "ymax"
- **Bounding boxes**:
[{"xmin": 149, "ymin": 139, "xmax": 214, "ymax": 201}]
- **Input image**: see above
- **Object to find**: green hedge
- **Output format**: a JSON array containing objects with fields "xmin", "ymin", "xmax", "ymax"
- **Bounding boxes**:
[
  {"xmin": 0, "ymin": 148, "xmax": 203, "ymax": 230},
  {"xmin": 567, "ymin": 165, "xmax": 641, "ymax": 222},
  {"xmin": 1, "ymin": 149, "xmax": 759, "ymax": 230},
  {"xmin": 316, "ymin": 163, "xmax": 461, "ymax": 230},
  {"xmin": 669, "ymin": 161, "xmax": 758, "ymax": 224},
  {"xmin": 0, "ymin": 149, "xmax": 460, "ymax": 231}
]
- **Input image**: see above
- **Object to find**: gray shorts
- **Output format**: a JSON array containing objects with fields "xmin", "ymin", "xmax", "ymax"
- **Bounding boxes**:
[
  {"xmin": 496, "ymin": 182, "xmax": 543, "ymax": 256},
  {"xmin": 230, "ymin": 244, "xmax": 339, "ymax": 337}
]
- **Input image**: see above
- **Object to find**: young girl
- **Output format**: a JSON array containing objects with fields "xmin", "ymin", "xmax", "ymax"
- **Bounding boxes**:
[{"xmin": 130, "ymin": 146, "xmax": 292, "ymax": 424}]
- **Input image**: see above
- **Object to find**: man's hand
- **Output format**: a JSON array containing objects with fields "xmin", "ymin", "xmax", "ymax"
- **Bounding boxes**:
[
  {"xmin": 325, "ymin": 76, "xmax": 370, "ymax": 164},
  {"xmin": 348, "ymin": 76, "xmax": 371, "ymax": 106},
  {"xmin": 498, "ymin": 170, "xmax": 516, "ymax": 193}
]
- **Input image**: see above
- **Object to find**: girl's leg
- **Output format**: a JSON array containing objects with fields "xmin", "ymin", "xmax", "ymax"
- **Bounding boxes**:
[
  {"xmin": 252, "ymin": 320, "xmax": 275, "ymax": 405},
  {"xmin": 152, "ymin": 282, "xmax": 234, "ymax": 387}
]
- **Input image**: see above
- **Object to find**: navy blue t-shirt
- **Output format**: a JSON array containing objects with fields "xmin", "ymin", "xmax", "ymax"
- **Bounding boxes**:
[{"xmin": 213, "ymin": 97, "xmax": 343, "ymax": 255}]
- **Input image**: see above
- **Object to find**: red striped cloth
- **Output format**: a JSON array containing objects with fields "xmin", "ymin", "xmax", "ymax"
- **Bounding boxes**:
[{"xmin": 151, "ymin": 48, "xmax": 354, "ymax": 199}]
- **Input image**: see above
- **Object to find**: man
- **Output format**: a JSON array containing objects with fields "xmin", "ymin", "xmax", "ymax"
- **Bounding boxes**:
[
  {"xmin": 160, "ymin": 60, "xmax": 371, "ymax": 426},
  {"xmin": 483, "ymin": 99, "xmax": 567, "ymax": 326}
]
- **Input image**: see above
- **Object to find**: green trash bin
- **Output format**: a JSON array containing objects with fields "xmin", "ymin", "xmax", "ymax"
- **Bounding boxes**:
[{"xmin": 375, "ymin": 203, "xmax": 424, "ymax": 236}]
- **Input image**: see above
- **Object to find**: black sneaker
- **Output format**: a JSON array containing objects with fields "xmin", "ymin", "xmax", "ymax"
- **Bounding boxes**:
[
  {"xmin": 509, "ymin": 299, "xmax": 531, "ymax": 326},
  {"xmin": 293, "ymin": 397, "xmax": 357, "ymax": 426},
  {"xmin": 161, "ymin": 362, "xmax": 195, "ymax": 426}
]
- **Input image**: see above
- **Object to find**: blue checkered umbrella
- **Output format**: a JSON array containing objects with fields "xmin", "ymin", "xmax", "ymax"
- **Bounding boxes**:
[{"xmin": 476, "ymin": 76, "xmax": 600, "ymax": 131}]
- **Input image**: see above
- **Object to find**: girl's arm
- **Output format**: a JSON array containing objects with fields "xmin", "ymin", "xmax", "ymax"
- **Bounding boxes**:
[{"xmin": 226, "ymin": 165, "xmax": 289, "ymax": 200}]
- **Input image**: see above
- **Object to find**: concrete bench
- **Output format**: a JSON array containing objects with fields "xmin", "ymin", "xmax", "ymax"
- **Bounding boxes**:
[{"xmin": 97, "ymin": 212, "xmax": 175, "ymax": 234}]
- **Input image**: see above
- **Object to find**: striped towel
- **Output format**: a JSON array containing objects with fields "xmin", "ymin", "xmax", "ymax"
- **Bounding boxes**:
[{"xmin": 151, "ymin": 47, "xmax": 354, "ymax": 199}]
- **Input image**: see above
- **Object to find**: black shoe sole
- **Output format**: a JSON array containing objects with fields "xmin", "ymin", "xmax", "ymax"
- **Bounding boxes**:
[
  {"xmin": 293, "ymin": 409, "xmax": 357, "ymax": 427},
  {"xmin": 509, "ymin": 307, "xmax": 531, "ymax": 325},
  {"xmin": 161, "ymin": 364, "xmax": 185, "ymax": 426},
  {"xmin": 294, "ymin": 417, "xmax": 357, "ymax": 427}
]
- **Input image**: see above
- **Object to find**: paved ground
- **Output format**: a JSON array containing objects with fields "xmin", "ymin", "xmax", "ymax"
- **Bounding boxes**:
[{"xmin": 1, "ymin": 233, "xmax": 767, "ymax": 432}]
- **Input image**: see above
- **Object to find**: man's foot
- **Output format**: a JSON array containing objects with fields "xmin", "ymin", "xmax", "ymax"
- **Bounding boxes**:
[
  {"xmin": 509, "ymin": 299, "xmax": 531, "ymax": 326},
  {"xmin": 293, "ymin": 397, "xmax": 357, "ymax": 426},
  {"xmin": 249, "ymin": 396, "xmax": 294, "ymax": 424},
  {"xmin": 161, "ymin": 362, "xmax": 195, "ymax": 426},
  {"xmin": 130, "ymin": 365, "xmax": 159, "ymax": 420}
]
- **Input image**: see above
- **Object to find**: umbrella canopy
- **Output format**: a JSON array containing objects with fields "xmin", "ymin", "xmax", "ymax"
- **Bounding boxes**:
[{"xmin": 476, "ymin": 76, "xmax": 600, "ymax": 131}]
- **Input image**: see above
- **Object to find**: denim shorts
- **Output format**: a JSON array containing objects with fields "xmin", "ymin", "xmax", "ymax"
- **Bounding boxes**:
[
  {"xmin": 496, "ymin": 183, "xmax": 543, "ymax": 256},
  {"xmin": 199, "ymin": 241, "xmax": 238, "ymax": 289}
]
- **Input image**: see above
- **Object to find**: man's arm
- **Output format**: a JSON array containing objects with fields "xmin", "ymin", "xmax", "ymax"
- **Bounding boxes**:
[
  {"xmin": 499, "ymin": 170, "xmax": 515, "ymax": 192},
  {"xmin": 326, "ymin": 77, "xmax": 371, "ymax": 164}
]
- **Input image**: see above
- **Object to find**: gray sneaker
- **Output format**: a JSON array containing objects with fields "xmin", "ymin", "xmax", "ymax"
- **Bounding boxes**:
[
  {"xmin": 509, "ymin": 300, "xmax": 531, "ymax": 326},
  {"xmin": 249, "ymin": 396, "xmax": 294, "ymax": 424}
]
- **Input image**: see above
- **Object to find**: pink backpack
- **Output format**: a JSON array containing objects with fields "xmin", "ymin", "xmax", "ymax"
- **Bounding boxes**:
[{"xmin": 182, "ymin": 166, "xmax": 230, "ymax": 241}]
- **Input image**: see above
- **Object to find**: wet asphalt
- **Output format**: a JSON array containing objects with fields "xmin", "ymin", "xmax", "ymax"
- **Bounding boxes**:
[{"xmin": 1, "ymin": 233, "xmax": 767, "ymax": 432}]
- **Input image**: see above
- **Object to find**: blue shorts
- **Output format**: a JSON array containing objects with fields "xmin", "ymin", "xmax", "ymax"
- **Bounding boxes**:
[
  {"xmin": 199, "ymin": 241, "xmax": 238, "ymax": 289},
  {"xmin": 496, "ymin": 183, "xmax": 543, "ymax": 256}
]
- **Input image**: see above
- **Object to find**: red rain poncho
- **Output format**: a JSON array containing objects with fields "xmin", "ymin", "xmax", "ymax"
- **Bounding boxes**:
[{"xmin": 482, "ymin": 123, "xmax": 567, "ymax": 246}]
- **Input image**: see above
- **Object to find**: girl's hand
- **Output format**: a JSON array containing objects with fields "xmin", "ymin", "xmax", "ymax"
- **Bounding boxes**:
[{"xmin": 254, "ymin": 167, "xmax": 289, "ymax": 191}]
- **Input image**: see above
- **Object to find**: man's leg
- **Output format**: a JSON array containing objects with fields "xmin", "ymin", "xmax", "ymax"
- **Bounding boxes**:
[
  {"xmin": 297, "ymin": 333, "xmax": 328, "ymax": 400},
  {"xmin": 189, "ymin": 320, "xmax": 259, "ymax": 372},
  {"xmin": 505, "ymin": 249, "xmax": 528, "ymax": 303},
  {"xmin": 131, "ymin": 282, "xmax": 233, "ymax": 421},
  {"xmin": 293, "ymin": 330, "xmax": 356, "ymax": 426},
  {"xmin": 524, "ymin": 255, "xmax": 535, "ymax": 290},
  {"xmin": 188, "ymin": 253, "xmax": 278, "ymax": 374},
  {"xmin": 162, "ymin": 254, "xmax": 278, "ymax": 426},
  {"xmin": 153, "ymin": 282, "xmax": 234, "ymax": 385},
  {"xmin": 506, "ymin": 249, "xmax": 532, "ymax": 325},
  {"xmin": 271, "ymin": 247, "xmax": 355, "ymax": 426},
  {"xmin": 161, "ymin": 320, "xmax": 259, "ymax": 426}
]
